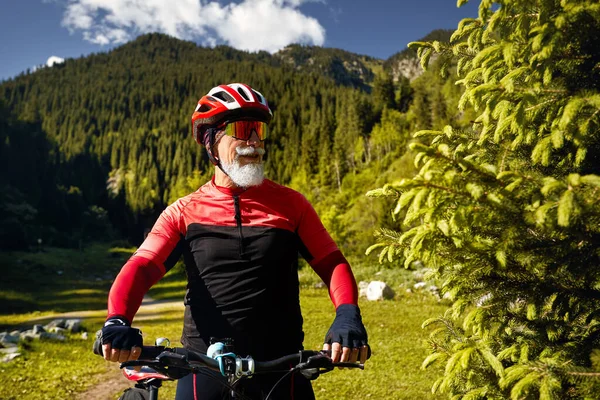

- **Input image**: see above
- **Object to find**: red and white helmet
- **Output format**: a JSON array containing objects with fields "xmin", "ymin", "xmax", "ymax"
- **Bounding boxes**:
[{"xmin": 191, "ymin": 83, "xmax": 272, "ymax": 146}]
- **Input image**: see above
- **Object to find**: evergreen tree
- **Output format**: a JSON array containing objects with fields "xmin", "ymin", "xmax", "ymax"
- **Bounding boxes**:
[
  {"xmin": 372, "ymin": 71, "xmax": 397, "ymax": 114},
  {"xmin": 0, "ymin": 30, "xmax": 461, "ymax": 252},
  {"xmin": 368, "ymin": 0, "xmax": 600, "ymax": 398}
]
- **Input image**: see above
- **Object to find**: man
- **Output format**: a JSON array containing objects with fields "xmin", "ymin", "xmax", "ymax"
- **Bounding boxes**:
[{"xmin": 99, "ymin": 83, "xmax": 369, "ymax": 399}]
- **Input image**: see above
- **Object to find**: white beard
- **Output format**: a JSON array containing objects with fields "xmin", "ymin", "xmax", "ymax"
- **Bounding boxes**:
[{"xmin": 220, "ymin": 147, "xmax": 265, "ymax": 188}]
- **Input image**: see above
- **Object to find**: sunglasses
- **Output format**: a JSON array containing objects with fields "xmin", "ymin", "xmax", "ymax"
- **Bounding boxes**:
[{"xmin": 223, "ymin": 120, "xmax": 268, "ymax": 141}]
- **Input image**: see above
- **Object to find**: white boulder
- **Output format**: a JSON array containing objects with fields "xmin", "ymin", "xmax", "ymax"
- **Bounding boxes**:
[{"xmin": 366, "ymin": 281, "xmax": 395, "ymax": 301}]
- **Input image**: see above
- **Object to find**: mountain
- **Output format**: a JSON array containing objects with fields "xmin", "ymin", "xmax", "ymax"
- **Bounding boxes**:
[
  {"xmin": 0, "ymin": 30, "xmax": 461, "ymax": 251},
  {"xmin": 384, "ymin": 29, "xmax": 453, "ymax": 82},
  {"xmin": 269, "ymin": 29, "xmax": 453, "ymax": 89},
  {"xmin": 274, "ymin": 44, "xmax": 382, "ymax": 90}
]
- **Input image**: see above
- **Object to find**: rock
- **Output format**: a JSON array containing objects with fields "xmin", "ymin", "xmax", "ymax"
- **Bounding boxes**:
[
  {"xmin": 46, "ymin": 319, "xmax": 66, "ymax": 330},
  {"xmin": 32, "ymin": 325, "xmax": 46, "ymax": 334},
  {"xmin": 358, "ymin": 281, "xmax": 369, "ymax": 298},
  {"xmin": 0, "ymin": 332, "xmax": 20, "ymax": 346},
  {"xmin": 65, "ymin": 319, "xmax": 82, "ymax": 333},
  {"xmin": 40, "ymin": 332, "xmax": 66, "ymax": 341},
  {"xmin": 20, "ymin": 332, "xmax": 36, "ymax": 341},
  {"xmin": 1, "ymin": 353, "xmax": 21, "ymax": 363},
  {"xmin": 428, "ymin": 285, "xmax": 441, "ymax": 300},
  {"xmin": 413, "ymin": 282, "xmax": 427, "ymax": 290},
  {"xmin": 366, "ymin": 281, "xmax": 395, "ymax": 301},
  {"xmin": 47, "ymin": 327, "xmax": 67, "ymax": 334},
  {"xmin": 0, "ymin": 347, "xmax": 20, "ymax": 354}
]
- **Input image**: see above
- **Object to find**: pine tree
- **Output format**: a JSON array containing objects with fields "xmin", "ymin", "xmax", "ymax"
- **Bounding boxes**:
[
  {"xmin": 372, "ymin": 71, "xmax": 397, "ymax": 114},
  {"xmin": 368, "ymin": 0, "xmax": 600, "ymax": 398}
]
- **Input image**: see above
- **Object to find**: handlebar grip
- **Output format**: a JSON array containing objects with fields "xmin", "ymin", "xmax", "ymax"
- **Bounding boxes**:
[
  {"xmin": 92, "ymin": 330, "xmax": 165, "ymax": 359},
  {"xmin": 93, "ymin": 333, "xmax": 103, "ymax": 356}
]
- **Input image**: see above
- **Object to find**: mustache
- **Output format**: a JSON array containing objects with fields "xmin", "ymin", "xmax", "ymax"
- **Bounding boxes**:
[{"xmin": 236, "ymin": 146, "xmax": 265, "ymax": 156}]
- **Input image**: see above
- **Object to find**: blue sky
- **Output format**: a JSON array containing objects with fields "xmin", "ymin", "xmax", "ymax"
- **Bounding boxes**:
[{"xmin": 0, "ymin": 0, "xmax": 480, "ymax": 81}]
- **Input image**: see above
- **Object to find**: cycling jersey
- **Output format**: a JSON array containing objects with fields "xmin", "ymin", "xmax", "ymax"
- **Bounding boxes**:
[{"xmin": 108, "ymin": 177, "xmax": 358, "ymax": 360}]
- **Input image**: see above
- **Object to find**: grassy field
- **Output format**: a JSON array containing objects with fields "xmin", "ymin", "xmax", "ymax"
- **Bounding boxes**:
[
  {"xmin": 0, "ymin": 242, "xmax": 131, "ymax": 316},
  {"xmin": 0, "ymin": 244, "xmax": 447, "ymax": 399}
]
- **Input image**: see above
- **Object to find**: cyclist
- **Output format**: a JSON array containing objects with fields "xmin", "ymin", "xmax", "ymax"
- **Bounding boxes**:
[{"xmin": 99, "ymin": 83, "xmax": 369, "ymax": 399}]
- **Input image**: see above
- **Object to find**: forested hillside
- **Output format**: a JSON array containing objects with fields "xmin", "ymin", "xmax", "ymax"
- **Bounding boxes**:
[{"xmin": 0, "ymin": 31, "xmax": 466, "ymax": 254}]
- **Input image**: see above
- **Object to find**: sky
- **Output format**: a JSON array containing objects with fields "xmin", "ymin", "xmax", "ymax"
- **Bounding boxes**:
[{"xmin": 0, "ymin": 0, "xmax": 481, "ymax": 82}]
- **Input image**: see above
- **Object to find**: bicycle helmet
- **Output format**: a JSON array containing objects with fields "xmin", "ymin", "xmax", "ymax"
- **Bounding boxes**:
[{"xmin": 191, "ymin": 83, "xmax": 272, "ymax": 148}]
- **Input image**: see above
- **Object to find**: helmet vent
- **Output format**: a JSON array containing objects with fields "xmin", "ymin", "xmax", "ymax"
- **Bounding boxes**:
[
  {"xmin": 212, "ymin": 91, "xmax": 236, "ymax": 103},
  {"xmin": 237, "ymin": 87, "xmax": 250, "ymax": 101},
  {"xmin": 253, "ymin": 90, "xmax": 263, "ymax": 103}
]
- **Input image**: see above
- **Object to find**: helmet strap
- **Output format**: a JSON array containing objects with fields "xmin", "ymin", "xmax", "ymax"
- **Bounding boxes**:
[
  {"xmin": 206, "ymin": 145, "xmax": 219, "ymax": 166},
  {"xmin": 204, "ymin": 127, "xmax": 224, "ymax": 166},
  {"xmin": 205, "ymin": 129, "xmax": 235, "ymax": 181}
]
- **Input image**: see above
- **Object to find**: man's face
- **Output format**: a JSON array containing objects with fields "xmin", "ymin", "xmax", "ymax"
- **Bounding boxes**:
[
  {"xmin": 216, "ymin": 129, "xmax": 265, "ymax": 166},
  {"xmin": 215, "ymin": 128, "xmax": 266, "ymax": 187}
]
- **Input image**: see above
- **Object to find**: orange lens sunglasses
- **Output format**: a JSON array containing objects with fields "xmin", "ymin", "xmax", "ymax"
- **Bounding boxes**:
[{"xmin": 224, "ymin": 121, "xmax": 268, "ymax": 141}]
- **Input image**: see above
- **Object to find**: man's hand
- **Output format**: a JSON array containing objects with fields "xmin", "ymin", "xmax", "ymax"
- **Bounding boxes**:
[
  {"xmin": 100, "ymin": 317, "xmax": 143, "ymax": 363},
  {"xmin": 323, "ymin": 304, "xmax": 370, "ymax": 364}
]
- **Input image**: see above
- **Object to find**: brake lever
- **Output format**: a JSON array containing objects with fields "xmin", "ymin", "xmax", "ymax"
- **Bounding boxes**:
[
  {"xmin": 297, "ymin": 353, "xmax": 333, "ymax": 370},
  {"xmin": 120, "ymin": 360, "xmax": 171, "ymax": 376},
  {"xmin": 120, "ymin": 351, "xmax": 192, "ymax": 379},
  {"xmin": 157, "ymin": 350, "xmax": 188, "ymax": 367},
  {"xmin": 120, "ymin": 357, "xmax": 192, "ymax": 380}
]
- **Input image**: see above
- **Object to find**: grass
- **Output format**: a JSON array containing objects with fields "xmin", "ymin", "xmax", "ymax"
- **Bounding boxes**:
[
  {"xmin": 0, "ymin": 318, "xmax": 108, "ymax": 400},
  {"xmin": 0, "ymin": 243, "xmax": 134, "ymax": 317},
  {"xmin": 0, "ymin": 244, "xmax": 448, "ymax": 399}
]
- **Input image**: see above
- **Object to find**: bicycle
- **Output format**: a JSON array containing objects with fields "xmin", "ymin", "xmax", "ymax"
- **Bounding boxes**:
[{"xmin": 93, "ymin": 334, "xmax": 364, "ymax": 400}]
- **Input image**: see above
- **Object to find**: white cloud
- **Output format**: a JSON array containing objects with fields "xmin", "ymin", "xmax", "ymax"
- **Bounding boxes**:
[
  {"xmin": 31, "ymin": 56, "xmax": 65, "ymax": 73},
  {"xmin": 47, "ymin": 56, "xmax": 65, "ymax": 67},
  {"xmin": 59, "ymin": 0, "xmax": 326, "ymax": 52}
]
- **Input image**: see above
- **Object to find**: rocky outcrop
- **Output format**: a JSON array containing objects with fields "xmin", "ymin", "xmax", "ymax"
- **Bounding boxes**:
[{"xmin": 0, "ymin": 318, "xmax": 87, "ymax": 363}]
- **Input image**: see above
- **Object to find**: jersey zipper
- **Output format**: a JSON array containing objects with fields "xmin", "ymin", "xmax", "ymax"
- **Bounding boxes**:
[{"xmin": 233, "ymin": 195, "xmax": 244, "ymax": 257}]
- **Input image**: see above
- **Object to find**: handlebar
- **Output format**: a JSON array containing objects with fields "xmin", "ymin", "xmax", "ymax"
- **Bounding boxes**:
[{"xmin": 93, "ymin": 335, "xmax": 363, "ymax": 381}]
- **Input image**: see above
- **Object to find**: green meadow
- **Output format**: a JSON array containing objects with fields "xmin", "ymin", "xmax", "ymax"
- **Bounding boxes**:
[{"xmin": 0, "ymin": 244, "xmax": 446, "ymax": 399}]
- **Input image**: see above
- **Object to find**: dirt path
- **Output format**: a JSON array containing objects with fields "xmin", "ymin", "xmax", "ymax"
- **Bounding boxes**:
[
  {"xmin": 26, "ymin": 297, "xmax": 183, "ymax": 324},
  {"xmin": 27, "ymin": 297, "xmax": 184, "ymax": 400},
  {"xmin": 76, "ymin": 362, "xmax": 133, "ymax": 400}
]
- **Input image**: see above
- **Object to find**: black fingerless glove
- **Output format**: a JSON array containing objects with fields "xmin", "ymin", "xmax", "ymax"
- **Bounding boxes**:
[
  {"xmin": 100, "ymin": 316, "xmax": 143, "ymax": 350},
  {"xmin": 324, "ymin": 304, "xmax": 369, "ymax": 349}
]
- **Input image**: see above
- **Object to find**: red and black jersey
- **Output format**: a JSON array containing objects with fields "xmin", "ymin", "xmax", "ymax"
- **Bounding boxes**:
[{"xmin": 108, "ymin": 178, "xmax": 358, "ymax": 360}]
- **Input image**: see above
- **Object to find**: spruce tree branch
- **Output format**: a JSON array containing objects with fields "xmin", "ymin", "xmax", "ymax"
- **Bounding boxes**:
[
  {"xmin": 431, "ymin": 151, "xmax": 525, "ymax": 213},
  {"xmin": 433, "ymin": 151, "xmax": 497, "ymax": 184},
  {"xmin": 566, "ymin": 372, "xmax": 600, "ymax": 377},
  {"xmin": 503, "ymin": 12, "xmax": 540, "ymax": 19},
  {"xmin": 525, "ymin": 97, "xmax": 559, "ymax": 112},
  {"xmin": 511, "ymin": 87, "xmax": 568, "ymax": 95},
  {"xmin": 422, "ymin": 182, "xmax": 466, "ymax": 197},
  {"xmin": 499, "ymin": 145, "xmax": 510, "ymax": 173}
]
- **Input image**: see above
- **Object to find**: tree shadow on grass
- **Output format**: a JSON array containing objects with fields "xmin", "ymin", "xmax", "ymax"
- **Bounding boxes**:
[
  {"xmin": 0, "ymin": 280, "xmax": 113, "ymax": 314},
  {"xmin": 0, "ymin": 243, "xmax": 128, "ymax": 315}
]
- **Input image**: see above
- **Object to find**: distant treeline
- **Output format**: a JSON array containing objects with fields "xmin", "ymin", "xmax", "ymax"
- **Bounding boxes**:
[{"xmin": 0, "ymin": 32, "xmax": 465, "ymax": 254}]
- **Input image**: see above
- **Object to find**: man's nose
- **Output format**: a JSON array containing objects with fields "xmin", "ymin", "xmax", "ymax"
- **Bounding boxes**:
[{"xmin": 246, "ymin": 130, "xmax": 260, "ymax": 146}]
